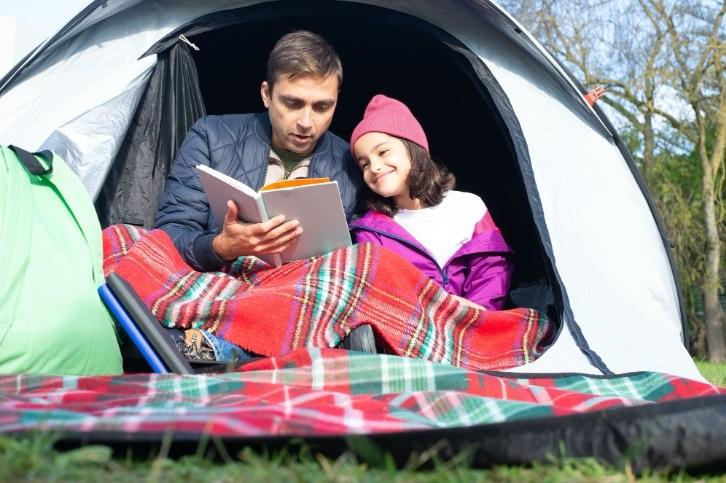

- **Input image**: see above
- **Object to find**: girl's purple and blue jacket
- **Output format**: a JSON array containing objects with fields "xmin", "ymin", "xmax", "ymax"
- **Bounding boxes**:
[{"xmin": 349, "ymin": 209, "xmax": 515, "ymax": 310}]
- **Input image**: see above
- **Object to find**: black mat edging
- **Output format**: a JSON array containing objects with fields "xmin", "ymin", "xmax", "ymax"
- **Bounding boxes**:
[{"xmin": 22, "ymin": 393, "xmax": 726, "ymax": 473}]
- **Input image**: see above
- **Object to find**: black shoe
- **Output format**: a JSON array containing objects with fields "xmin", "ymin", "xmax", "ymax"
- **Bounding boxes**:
[{"xmin": 339, "ymin": 324, "xmax": 377, "ymax": 353}]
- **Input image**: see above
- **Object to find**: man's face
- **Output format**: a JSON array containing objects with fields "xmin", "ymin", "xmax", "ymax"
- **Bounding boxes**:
[{"xmin": 261, "ymin": 74, "xmax": 339, "ymax": 156}]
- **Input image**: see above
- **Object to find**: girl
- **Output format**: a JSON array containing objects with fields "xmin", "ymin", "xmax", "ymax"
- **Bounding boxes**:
[{"xmin": 349, "ymin": 94, "xmax": 514, "ymax": 310}]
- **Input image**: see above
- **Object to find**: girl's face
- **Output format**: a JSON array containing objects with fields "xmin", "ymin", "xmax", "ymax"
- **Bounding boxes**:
[{"xmin": 353, "ymin": 132, "xmax": 414, "ymax": 206}]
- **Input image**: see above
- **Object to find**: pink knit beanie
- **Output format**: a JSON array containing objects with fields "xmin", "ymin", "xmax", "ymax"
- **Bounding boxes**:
[{"xmin": 350, "ymin": 94, "xmax": 429, "ymax": 153}]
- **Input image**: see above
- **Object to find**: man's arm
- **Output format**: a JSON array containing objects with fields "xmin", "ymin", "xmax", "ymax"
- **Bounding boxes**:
[
  {"xmin": 155, "ymin": 119, "xmax": 302, "ymax": 271},
  {"xmin": 154, "ymin": 120, "xmax": 226, "ymax": 271},
  {"xmin": 340, "ymin": 150, "xmax": 363, "ymax": 220}
]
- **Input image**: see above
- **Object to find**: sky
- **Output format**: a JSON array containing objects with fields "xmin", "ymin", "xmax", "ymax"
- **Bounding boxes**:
[{"xmin": 0, "ymin": 0, "xmax": 89, "ymax": 77}]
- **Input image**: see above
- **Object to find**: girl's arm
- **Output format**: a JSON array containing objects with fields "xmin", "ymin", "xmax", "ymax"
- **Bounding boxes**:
[
  {"xmin": 351, "ymin": 229, "xmax": 383, "ymax": 246},
  {"xmin": 450, "ymin": 294, "xmax": 486, "ymax": 311},
  {"xmin": 462, "ymin": 252, "xmax": 514, "ymax": 311}
]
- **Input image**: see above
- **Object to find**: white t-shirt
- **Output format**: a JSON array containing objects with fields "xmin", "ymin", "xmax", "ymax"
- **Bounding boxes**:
[{"xmin": 393, "ymin": 190, "xmax": 486, "ymax": 268}]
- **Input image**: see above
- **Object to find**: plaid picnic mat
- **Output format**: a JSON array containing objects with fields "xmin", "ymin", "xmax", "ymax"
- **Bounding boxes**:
[
  {"xmin": 1, "ymin": 348, "xmax": 723, "ymax": 437},
  {"xmin": 102, "ymin": 225, "xmax": 551, "ymax": 371}
]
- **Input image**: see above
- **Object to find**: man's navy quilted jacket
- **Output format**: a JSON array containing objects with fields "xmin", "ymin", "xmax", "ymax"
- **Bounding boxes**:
[{"xmin": 154, "ymin": 112, "xmax": 361, "ymax": 271}]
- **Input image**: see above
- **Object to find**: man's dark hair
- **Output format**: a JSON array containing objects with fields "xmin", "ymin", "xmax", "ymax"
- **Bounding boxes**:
[
  {"xmin": 266, "ymin": 30, "xmax": 343, "ymax": 90},
  {"xmin": 361, "ymin": 139, "xmax": 456, "ymax": 216}
]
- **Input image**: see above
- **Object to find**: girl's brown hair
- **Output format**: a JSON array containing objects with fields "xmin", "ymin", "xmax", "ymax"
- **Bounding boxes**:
[{"xmin": 361, "ymin": 139, "xmax": 455, "ymax": 216}]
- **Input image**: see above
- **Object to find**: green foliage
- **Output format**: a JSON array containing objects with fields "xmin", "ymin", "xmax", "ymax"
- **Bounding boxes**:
[
  {"xmin": 695, "ymin": 359, "xmax": 726, "ymax": 386},
  {"xmin": 643, "ymin": 122, "xmax": 726, "ymax": 357},
  {"xmin": 619, "ymin": 126, "xmax": 644, "ymax": 160}
]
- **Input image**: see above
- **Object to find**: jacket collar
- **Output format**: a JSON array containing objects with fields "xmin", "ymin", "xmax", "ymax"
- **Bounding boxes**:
[
  {"xmin": 252, "ymin": 112, "xmax": 331, "ymax": 164},
  {"xmin": 351, "ymin": 208, "xmax": 514, "ymax": 258},
  {"xmin": 350, "ymin": 209, "xmax": 415, "ymax": 239}
]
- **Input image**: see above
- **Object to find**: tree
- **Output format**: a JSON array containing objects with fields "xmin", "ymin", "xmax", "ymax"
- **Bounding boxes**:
[
  {"xmin": 647, "ymin": 0, "xmax": 726, "ymax": 360},
  {"xmin": 502, "ymin": 0, "xmax": 726, "ymax": 360}
]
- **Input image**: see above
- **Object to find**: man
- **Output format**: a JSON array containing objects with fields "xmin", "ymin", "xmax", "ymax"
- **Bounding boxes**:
[{"xmin": 155, "ymin": 30, "xmax": 361, "ymax": 272}]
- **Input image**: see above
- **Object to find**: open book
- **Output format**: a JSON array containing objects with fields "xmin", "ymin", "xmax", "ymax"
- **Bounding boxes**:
[{"xmin": 196, "ymin": 165, "xmax": 352, "ymax": 267}]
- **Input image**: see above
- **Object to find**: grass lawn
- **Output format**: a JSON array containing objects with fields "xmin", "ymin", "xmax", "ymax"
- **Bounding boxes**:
[
  {"xmin": 2, "ymin": 362, "xmax": 724, "ymax": 482},
  {"xmin": 4, "ymin": 434, "xmax": 721, "ymax": 483},
  {"xmin": 694, "ymin": 359, "xmax": 726, "ymax": 386}
]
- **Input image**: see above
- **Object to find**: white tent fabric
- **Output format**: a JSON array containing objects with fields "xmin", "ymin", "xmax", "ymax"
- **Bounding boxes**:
[
  {"xmin": 457, "ymin": 22, "xmax": 693, "ymax": 378},
  {"xmin": 0, "ymin": 0, "xmax": 703, "ymax": 381},
  {"xmin": 41, "ymin": 75, "xmax": 149, "ymax": 197}
]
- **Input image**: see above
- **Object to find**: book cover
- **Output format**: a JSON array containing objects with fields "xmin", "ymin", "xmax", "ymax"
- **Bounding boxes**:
[{"xmin": 196, "ymin": 165, "xmax": 352, "ymax": 266}]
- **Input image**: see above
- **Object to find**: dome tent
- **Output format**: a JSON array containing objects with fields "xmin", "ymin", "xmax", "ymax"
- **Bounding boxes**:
[
  {"xmin": 0, "ymin": 0, "xmax": 693, "ymax": 378},
  {"xmin": 1, "ymin": 0, "xmax": 724, "ymax": 471}
]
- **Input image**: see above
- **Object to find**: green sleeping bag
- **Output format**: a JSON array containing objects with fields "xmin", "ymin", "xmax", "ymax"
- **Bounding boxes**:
[{"xmin": 0, "ymin": 145, "xmax": 122, "ymax": 375}]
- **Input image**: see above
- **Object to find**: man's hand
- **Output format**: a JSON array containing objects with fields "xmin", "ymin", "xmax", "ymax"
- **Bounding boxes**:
[{"xmin": 212, "ymin": 200, "xmax": 303, "ymax": 262}]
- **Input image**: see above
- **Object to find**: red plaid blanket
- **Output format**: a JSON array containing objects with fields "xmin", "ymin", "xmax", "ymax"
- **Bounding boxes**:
[
  {"xmin": 2, "ymin": 349, "xmax": 723, "ymax": 437},
  {"xmin": 102, "ymin": 225, "xmax": 551, "ymax": 370}
]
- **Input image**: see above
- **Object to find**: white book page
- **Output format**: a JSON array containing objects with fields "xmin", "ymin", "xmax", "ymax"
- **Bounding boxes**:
[
  {"xmin": 196, "ymin": 165, "xmax": 267, "ymax": 225},
  {"xmin": 261, "ymin": 181, "xmax": 351, "ymax": 262},
  {"xmin": 196, "ymin": 165, "xmax": 281, "ymax": 266}
]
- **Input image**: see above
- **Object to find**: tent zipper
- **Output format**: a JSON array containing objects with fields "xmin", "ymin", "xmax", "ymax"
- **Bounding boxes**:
[{"xmin": 178, "ymin": 34, "xmax": 200, "ymax": 51}]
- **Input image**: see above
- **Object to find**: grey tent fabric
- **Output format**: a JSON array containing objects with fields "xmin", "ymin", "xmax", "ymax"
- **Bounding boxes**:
[
  {"xmin": 0, "ymin": 0, "xmax": 700, "ymax": 380},
  {"xmin": 96, "ymin": 42, "xmax": 206, "ymax": 228}
]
